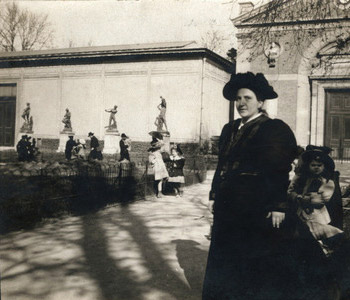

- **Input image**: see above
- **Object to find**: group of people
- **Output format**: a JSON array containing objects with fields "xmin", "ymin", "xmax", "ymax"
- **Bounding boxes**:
[
  {"xmin": 147, "ymin": 138, "xmax": 185, "ymax": 198},
  {"xmin": 64, "ymin": 132, "xmax": 131, "ymax": 162},
  {"xmin": 203, "ymin": 72, "xmax": 349, "ymax": 300},
  {"xmin": 16, "ymin": 135, "xmax": 39, "ymax": 162},
  {"xmin": 64, "ymin": 135, "xmax": 87, "ymax": 160},
  {"xmin": 64, "ymin": 132, "xmax": 103, "ymax": 161}
]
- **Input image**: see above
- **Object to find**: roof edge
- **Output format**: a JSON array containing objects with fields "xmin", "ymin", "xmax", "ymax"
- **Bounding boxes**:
[
  {"xmin": 0, "ymin": 46, "xmax": 234, "ymax": 72},
  {"xmin": 0, "ymin": 41, "xmax": 198, "ymax": 58}
]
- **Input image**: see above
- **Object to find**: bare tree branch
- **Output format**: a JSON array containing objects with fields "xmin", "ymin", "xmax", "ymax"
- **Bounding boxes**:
[
  {"xmin": 0, "ymin": 2, "xmax": 53, "ymax": 52},
  {"xmin": 235, "ymin": 0, "xmax": 350, "ymax": 63}
]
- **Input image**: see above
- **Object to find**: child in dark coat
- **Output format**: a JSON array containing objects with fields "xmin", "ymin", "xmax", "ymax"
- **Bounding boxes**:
[
  {"xmin": 288, "ymin": 146, "xmax": 344, "ymax": 256},
  {"xmin": 167, "ymin": 145, "xmax": 185, "ymax": 197}
]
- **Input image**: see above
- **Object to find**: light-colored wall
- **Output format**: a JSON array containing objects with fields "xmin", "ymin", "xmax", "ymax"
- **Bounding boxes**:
[
  {"xmin": 236, "ymin": 31, "xmax": 315, "ymax": 146},
  {"xmin": 0, "ymin": 57, "xmax": 230, "ymax": 145},
  {"xmin": 22, "ymin": 78, "xmax": 60, "ymax": 137},
  {"xmin": 202, "ymin": 59, "xmax": 231, "ymax": 139}
]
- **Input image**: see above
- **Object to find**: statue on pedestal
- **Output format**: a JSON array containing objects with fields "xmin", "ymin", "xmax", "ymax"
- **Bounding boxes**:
[
  {"xmin": 62, "ymin": 108, "xmax": 72, "ymax": 132},
  {"xmin": 20, "ymin": 103, "xmax": 33, "ymax": 133},
  {"xmin": 105, "ymin": 105, "xmax": 118, "ymax": 131},
  {"xmin": 155, "ymin": 96, "xmax": 168, "ymax": 132}
]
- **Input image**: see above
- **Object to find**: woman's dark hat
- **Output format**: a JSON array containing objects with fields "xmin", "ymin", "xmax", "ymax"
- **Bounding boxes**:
[
  {"xmin": 88, "ymin": 132, "xmax": 94, "ymax": 137},
  {"xmin": 149, "ymin": 131, "xmax": 163, "ymax": 140},
  {"xmin": 301, "ymin": 146, "xmax": 335, "ymax": 173},
  {"xmin": 305, "ymin": 145, "xmax": 332, "ymax": 155},
  {"xmin": 121, "ymin": 133, "xmax": 127, "ymax": 138},
  {"xmin": 223, "ymin": 72, "xmax": 278, "ymax": 101},
  {"xmin": 176, "ymin": 144, "xmax": 183, "ymax": 155}
]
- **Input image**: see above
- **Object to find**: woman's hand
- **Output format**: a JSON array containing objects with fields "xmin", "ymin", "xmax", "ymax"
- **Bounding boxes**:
[
  {"xmin": 309, "ymin": 192, "xmax": 323, "ymax": 205},
  {"xmin": 266, "ymin": 211, "xmax": 285, "ymax": 228},
  {"xmin": 208, "ymin": 200, "xmax": 214, "ymax": 214}
]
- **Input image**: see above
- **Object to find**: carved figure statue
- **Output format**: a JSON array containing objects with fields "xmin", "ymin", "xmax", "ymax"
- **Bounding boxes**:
[
  {"xmin": 20, "ymin": 103, "xmax": 33, "ymax": 133},
  {"xmin": 28, "ymin": 116, "xmax": 33, "ymax": 132},
  {"xmin": 62, "ymin": 108, "xmax": 72, "ymax": 131},
  {"xmin": 105, "ymin": 105, "xmax": 118, "ymax": 130},
  {"xmin": 154, "ymin": 116, "xmax": 163, "ymax": 132},
  {"xmin": 21, "ymin": 102, "xmax": 31, "ymax": 123},
  {"xmin": 156, "ymin": 96, "xmax": 168, "ymax": 132}
]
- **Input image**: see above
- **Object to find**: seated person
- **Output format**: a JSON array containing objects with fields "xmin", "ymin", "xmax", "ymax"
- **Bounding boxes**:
[
  {"xmin": 72, "ymin": 139, "xmax": 87, "ymax": 160},
  {"xmin": 288, "ymin": 146, "xmax": 344, "ymax": 256}
]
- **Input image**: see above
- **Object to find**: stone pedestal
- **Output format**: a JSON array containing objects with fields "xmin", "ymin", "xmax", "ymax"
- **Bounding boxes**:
[
  {"xmin": 20, "ymin": 122, "xmax": 33, "ymax": 134},
  {"xmin": 57, "ymin": 131, "xmax": 75, "ymax": 152},
  {"xmin": 103, "ymin": 131, "xmax": 120, "ymax": 154},
  {"xmin": 162, "ymin": 132, "xmax": 170, "ymax": 153},
  {"xmin": 17, "ymin": 130, "xmax": 34, "ymax": 143}
]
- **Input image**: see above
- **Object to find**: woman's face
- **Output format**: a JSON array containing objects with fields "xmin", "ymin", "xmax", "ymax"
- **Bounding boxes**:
[
  {"xmin": 235, "ymin": 88, "xmax": 263, "ymax": 121},
  {"xmin": 309, "ymin": 160, "xmax": 325, "ymax": 175},
  {"xmin": 171, "ymin": 149, "xmax": 177, "ymax": 156}
]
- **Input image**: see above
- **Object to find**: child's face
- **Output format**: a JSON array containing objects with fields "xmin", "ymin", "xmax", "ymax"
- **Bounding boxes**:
[
  {"xmin": 171, "ymin": 149, "xmax": 177, "ymax": 156},
  {"xmin": 309, "ymin": 160, "xmax": 324, "ymax": 175}
]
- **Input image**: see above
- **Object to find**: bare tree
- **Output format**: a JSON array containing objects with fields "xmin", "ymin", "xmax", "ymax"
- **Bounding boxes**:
[
  {"xmin": 201, "ymin": 30, "xmax": 228, "ymax": 53},
  {"xmin": 0, "ymin": 2, "xmax": 53, "ymax": 52},
  {"xmin": 200, "ymin": 19, "xmax": 233, "ymax": 58}
]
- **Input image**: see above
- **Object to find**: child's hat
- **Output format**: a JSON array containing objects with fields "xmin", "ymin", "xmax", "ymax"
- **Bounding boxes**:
[{"xmin": 301, "ymin": 145, "xmax": 335, "ymax": 173}]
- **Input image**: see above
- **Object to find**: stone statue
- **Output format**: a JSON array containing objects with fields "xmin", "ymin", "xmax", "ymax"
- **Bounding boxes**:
[
  {"xmin": 62, "ymin": 108, "xmax": 72, "ymax": 131},
  {"xmin": 155, "ymin": 96, "xmax": 168, "ymax": 132},
  {"xmin": 28, "ymin": 116, "xmax": 33, "ymax": 132},
  {"xmin": 20, "ymin": 103, "xmax": 33, "ymax": 133},
  {"xmin": 154, "ymin": 116, "xmax": 163, "ymax": 132},
  {"xmin": 105, "ymin": 105, "xmax": 118, "ymax": 131},
  {"xmin": 22, "ymin": 102, "xmax": 30, "ymax": 122}
]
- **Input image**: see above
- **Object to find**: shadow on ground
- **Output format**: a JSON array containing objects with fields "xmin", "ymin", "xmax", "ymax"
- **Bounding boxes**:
[
  {"xmin": 172, "ymin": 239, "xmax": 208, "ymax": 298},
  {"xmin": 0, "ymin": 177, "xmax": 213, "ymax": 300}
]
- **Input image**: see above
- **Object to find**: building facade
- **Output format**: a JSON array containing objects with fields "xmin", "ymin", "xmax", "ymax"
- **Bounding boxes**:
[
  {"xmin": 0, "ymin": 41, "xmax": 234, "ymax": 151},
  {"xmin": 234, "ymin": 0, "xmax": 350, "ymax": 160}
]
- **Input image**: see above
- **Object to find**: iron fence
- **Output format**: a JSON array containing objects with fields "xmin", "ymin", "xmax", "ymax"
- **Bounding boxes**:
[
  {"xmin": 0, "ymin": 157, "xmax": 207, "ymax": 232},
  {"xmin": 329, "ymin": 147, "xmax": 350, "ymax": 163}
]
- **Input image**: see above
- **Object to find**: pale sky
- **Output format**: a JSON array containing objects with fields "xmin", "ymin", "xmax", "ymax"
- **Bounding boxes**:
[{"xmin": 5, "ymin": 0, "xmax": 266, "ymax": 57}]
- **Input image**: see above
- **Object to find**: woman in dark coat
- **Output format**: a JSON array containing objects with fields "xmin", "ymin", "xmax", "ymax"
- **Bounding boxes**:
[
  {"xmin": 202, "ymin": 72, "xmax": 298, "ymax": 300},
  {"xmin": 119, "ymin": 133, "xmax": 130, "ymax": 161}
]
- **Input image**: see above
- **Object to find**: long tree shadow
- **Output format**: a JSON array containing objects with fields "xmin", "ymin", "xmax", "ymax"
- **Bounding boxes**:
[
  {"xmin": 171, "ymin": 239, "xmax": 208, "ymax": 298},
  {"xmin": 80, "ymin": 213, "xmax": 144, "ymax": 300},
  {"xmin": 0, "ymin": 218, "xmax": 94, "ymax": 299},
  {"xmin": 1, "ymin": 173, "xmax": 213, "ymax": 300},
  {"xmin": 108, "ymin": 205, "xmax": 193, "ymax": 299}
]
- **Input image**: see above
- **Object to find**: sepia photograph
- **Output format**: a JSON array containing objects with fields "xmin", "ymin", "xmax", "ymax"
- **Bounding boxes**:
[{"xmin": 1, "ymin": 0, "xmax": 350, "ymax": 299}]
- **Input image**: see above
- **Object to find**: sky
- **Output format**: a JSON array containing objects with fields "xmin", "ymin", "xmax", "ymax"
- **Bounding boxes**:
[
  {"xmin": 2, "ymin": 0, "xmax": 264, "ymax": 57},
  {"xmin": 1, "ymin": 0, "xmax": 267, "ymax": 57}
]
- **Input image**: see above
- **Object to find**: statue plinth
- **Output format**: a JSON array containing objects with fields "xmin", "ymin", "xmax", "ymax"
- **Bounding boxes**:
[
  {"xmin": 57, "ymin": 131, "xmax": 75, "ymax": 152},
  {"xmin": 20, "ymin": 123, "xmax": 33, "ymax": 134},
  {"xmin": 160, "ymin": 131, "xmax": 170, "ymax": 153},
  {"xmin": 106, "ymin": 129, "xmax": 119, "ymax": 133},
  {"xmin": 61, "ymin": 127, "xmax": 73, "ymax": 133},
  {"xmin": 103, "ymin": 131, "xmax": 120, "ymax": 154},
  {"xmin": 105, "ymin": 125, "xmax": 119, "ymax": 134}
]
